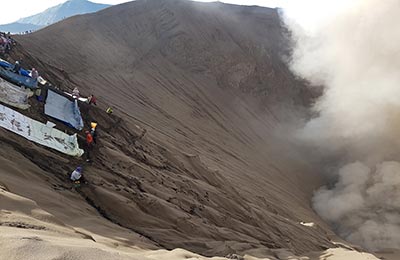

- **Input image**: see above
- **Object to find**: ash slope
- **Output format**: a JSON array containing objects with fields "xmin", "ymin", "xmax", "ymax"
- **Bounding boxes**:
[{"xmin": 9, "ymin": 0, "xmax": 335, "ymax": 257}]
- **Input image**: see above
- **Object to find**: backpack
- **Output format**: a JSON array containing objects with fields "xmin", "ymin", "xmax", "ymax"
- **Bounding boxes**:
[{"xmin": 86, "ymin": 133, "xmax": 93, "ymax": 144}]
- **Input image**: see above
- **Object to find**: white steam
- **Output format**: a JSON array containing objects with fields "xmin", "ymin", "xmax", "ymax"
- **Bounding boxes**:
[
  {"xmin": 283, "ymin": 0, "xmax": 400, "ymax": 250},
  {"xmin": 314, "ymin": 161, "xmax": 400, "ymax": 250}
]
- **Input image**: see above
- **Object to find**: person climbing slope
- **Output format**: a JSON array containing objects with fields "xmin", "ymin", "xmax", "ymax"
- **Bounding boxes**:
[
  {"xmin": 13, "ymin": 61, "xmax": 21, "ymax": 74},
  {"xmin": 88, "ymin": 94, "xmax": 97, "ymax": 105},
  {"xmin": 31, "ymin": 68, "xmax": 39, "ymax": 79},
  {"xmin": 70, "ymin": 166, "xmax": 82, "ymax": 181},
  {"xmin": 70, "ymin": 166, "xmax": 82, "ymax": 184},
  {"xmin": 85, "ymin": 130, "xmax": 94, "ymax": 162},
  {"xmin": 90, "ymin": 122, "xmax": 98, "ymax": 144}
]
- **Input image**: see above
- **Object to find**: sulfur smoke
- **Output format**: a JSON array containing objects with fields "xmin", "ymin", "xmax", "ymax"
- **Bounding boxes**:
[{"xmin": 283, "ymin": 0, "xmax": 400, "ymax": 250}]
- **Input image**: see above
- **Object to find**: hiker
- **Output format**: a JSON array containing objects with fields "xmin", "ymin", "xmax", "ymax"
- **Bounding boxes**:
[
  {"xmin": 90, "ymin": 122, "xmax": 98, "ymax": 144},
  {"xmin": 106, "ymin": 107, "xmax": 113, "ymax": 115},
  {"xmin": 5, "ymin": 39, "xmax": 11, "ymax": 53},
  {"xmin": 31, "ymin": 68, "xmax": 39, "ymax": 79},
  {"xmin": 70, "ymin": 166, "xmax": 82, "ymax": 182},
  {"xmin": 13, "ymin": 61, "xmax": 21, "ymax": 74},
  {"xmin": 90, "ymin": 122, "xmax": 98, "ymax": 130},
  {"xmin": 72, "ymin": 87, "xmax": 80, "ymax": 99},
  {"xmin": 88, "ymin": 94, "xmax": 97, "ymax": 105},
  {"xmin": 0, "ymin": 36, "xmax": 5, "ymax": 55},
  {"xmin": 85, "ymin": 130, "xmax": 94, "ymax": 162},
  {"xmin": 35, "ymin": 87, "xmax": 43, "ymax": 102}
]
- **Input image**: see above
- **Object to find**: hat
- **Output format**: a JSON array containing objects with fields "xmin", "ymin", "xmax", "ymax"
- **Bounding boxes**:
[
  {"xmin": 90, "ymin": 122, "xmax": 97, "ymax": 129},
  {"xmin": 76, "ymin": 166, "xmax": 82, "ymax": 172}
]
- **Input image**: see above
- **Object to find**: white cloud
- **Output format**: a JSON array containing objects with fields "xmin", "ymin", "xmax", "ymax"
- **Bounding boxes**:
[{"xmin": 1, "ymin": 0, "xmax": 65, "ymax": 24}]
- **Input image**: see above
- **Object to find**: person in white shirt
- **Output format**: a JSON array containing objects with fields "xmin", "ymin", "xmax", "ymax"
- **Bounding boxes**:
[{"xmin": 70, "ymin": 166, "xmax": 82, "ymax": 182}]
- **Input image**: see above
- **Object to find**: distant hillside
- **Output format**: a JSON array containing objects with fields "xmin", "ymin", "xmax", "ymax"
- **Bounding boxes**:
[
  {"xmin": 0, "ymin": 23, "xmax": 42, "ymax": 33},
  {"xmin": 0, "ymin": 0, "xmax": 110, "ymax": 33}
]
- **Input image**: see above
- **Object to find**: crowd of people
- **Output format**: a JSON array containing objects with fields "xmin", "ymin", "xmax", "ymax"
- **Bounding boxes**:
[
  {"xmin": 0, "ymin": 32, "xmax": 15, "ymax": 55},
  {"xmin": 11, "ymin": 60, "xmax": 39, "ymax": 81},
  {"xmin": 70, "ymin": 121, "xmax": 97, "ymax": 186},
  {"xmin": 67, "ymin": 86, "xmax": 114, "ymax": 184},
  {"xmin": 0, "ymin": 34, "xmax": 118, "ymax": 188}
]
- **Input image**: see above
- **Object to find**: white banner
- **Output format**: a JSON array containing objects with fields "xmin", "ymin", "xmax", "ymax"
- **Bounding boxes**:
[
  {"xmin": 0, "ymin": 104, "xmax": 83, "ymax": 157},
  {"xmin": 0, "ymin": 78, "xmax": 32, "ymax": 109}
]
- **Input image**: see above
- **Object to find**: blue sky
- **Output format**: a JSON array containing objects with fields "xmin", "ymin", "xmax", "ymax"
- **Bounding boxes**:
[{"xmin": 1, "ymin": 0, "xmax": 289, "ymax": 24}]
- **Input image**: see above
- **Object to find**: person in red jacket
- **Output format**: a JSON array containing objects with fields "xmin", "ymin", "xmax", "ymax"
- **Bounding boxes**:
[
  {"xmin": 86, "ymin": 130, "xmax": 93, "ymax": 144},
  {"xmin": 85, "ymin": 130, "xmax": 94, "ymax": 162}
]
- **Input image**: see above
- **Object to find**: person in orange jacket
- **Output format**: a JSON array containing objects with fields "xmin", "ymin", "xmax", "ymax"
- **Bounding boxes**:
[{"xmin": 85, "ymin": 130, "xmax": 93, "ymax": 162}]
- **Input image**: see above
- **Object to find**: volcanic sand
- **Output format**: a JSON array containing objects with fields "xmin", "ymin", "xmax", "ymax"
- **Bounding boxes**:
[{"xmin": 0, "ymin": 0, "xmax": 389, "ymax": 259}]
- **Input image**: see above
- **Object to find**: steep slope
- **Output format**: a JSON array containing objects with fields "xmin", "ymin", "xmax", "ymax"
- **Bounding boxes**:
[
  {"xmin": 0, "ymin": 0, "xmax": 110, "ymax": 33},
  {"xmin": 4, "ymin": 0, "xmax": 337, "ymax": 257}
]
